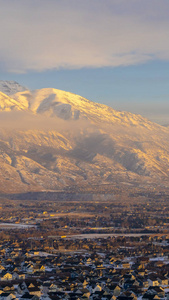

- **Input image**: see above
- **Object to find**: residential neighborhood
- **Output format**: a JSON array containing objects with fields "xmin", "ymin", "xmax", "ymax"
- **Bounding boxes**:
[
  {"xmin": 0, "ymin": 229, "xmax": 169, "ymax": 299},
  {"xmin": 0, "ymin": 191, "xmax": 169, "ymax": 299}
]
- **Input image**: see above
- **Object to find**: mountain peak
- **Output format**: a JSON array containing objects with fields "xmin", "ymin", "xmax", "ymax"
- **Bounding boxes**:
[
  {"xmin": 12, "ymin": 88, "xmax": 163, "ymax": 130},
  {"xmin": 0, "ymin": 80, "xmax": 27, "ymax": 96}
]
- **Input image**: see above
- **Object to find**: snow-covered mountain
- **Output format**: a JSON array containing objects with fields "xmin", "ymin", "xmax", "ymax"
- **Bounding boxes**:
[
  {"xmin": 0, "ymin": 80, "xmax": 27, "ymax": 96},
  {"xmin": 0, "ymin": 91, "xmax": 28, "ymax": 111},
  {"xmin": 0, "ymin": 82, "xmax": 169, "ymax": 194}
]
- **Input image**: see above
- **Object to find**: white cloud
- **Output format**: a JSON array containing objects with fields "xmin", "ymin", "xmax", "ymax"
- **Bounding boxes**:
[{"xmin": 0, "ymin": 0, "xmax": 169, "ymax": 72}]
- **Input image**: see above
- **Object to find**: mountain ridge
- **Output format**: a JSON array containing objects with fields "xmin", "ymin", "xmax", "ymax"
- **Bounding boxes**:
[{"xmin": 0, "ymin": 82, "xmax": 169, "ymax": 194}]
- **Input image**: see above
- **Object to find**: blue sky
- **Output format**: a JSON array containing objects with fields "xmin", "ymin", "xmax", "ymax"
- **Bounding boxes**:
[{"xmin": 0, "ymin": 0, "xmax": 169, "ymax": 124}]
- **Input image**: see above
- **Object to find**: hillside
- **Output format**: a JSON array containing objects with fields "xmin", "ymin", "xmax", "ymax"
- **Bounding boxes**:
[{"xmin": 0, "ymin": 84, "xmax": 169, "ymax": 194}]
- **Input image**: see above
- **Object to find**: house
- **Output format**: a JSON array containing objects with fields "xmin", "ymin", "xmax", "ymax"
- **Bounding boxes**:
[
  {"xmin": 20, "ymin": 293, "xmax": 39, "ymax": 300},
  {"xmin": 122, "ymin": 291, "xmax": 137, "ymax": 300},
  {"xmin": 17, "ymin": 282, "xmax": 28, "ymax": 295},
  {"xmin": 109, "ymin": 285, "xmax": 121, "ymax": 296},
  {"xmin": 0, "ymin": 293, "xmax": 16, "ymax": 300},
  {"xmin": 142, "ymin": 294, "xmax": 160, "ymax": 300},
  {"xmin": 27, "ymin": 283, "xmax": 41, "ymax": 298},
  {"xmin": 157, "ymin": 275, "xmax": 168, "ymax": 286},
  {"xmin": 92, "ymin": 284, "xmax": 102, "ymax": 293},
  {"xmin": 148, "ymin": 275, "xmax": 159, "ymax": 287},
  {"xmin": 147, "ymin": 286, "xmax": 165, "ymax": 298},
  {"xmin": 123, "ymin": 279, "xmax": 136, "ymax": 290},
  {"xmin": 0, "ymin": 272, "xmax": 13, "ymax": 281}
]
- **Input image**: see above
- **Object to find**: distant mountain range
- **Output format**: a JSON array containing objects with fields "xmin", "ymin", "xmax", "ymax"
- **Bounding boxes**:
[{"xmin": 0, "ymin": 80, "xmax": 169, "ymax": 194}]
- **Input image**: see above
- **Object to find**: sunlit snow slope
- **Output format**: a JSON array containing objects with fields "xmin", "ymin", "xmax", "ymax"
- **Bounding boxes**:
[{"xmin": 0, "ymin": 82, "xmax": 169, "ymax": 193}]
